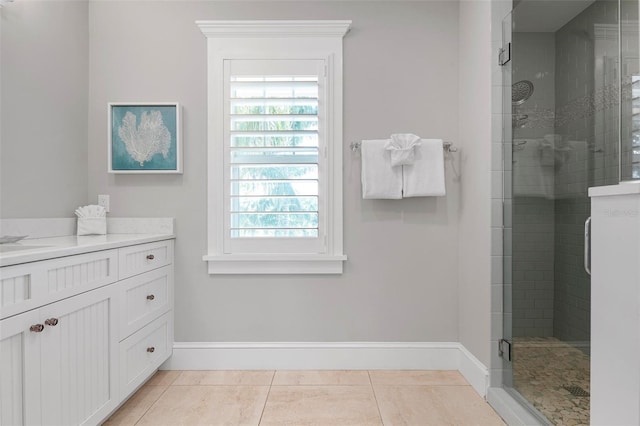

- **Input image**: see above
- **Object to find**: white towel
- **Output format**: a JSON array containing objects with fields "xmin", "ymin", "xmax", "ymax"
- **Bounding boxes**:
[
  {"xmin": 513, "ymin": 139, "xmax": 554, "ymax": 198},
  {"xmin": 539, "ymin": 134, "xmax": 561, "ymax": 166},
  {"xmin": 385, "ymin": 133, "xmax": 421, "ymax": 167},
  {"xmin": 402, "ymin": 139, "xmax": 446, "ymax": 197},
  {"xmin": 360, "ymin": 139, "xmax": 403, "ymax": 199}
]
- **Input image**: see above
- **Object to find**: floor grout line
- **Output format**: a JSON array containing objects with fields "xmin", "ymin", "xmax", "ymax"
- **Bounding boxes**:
[
  {"xmin": 257, "ymin": 370, "xmax": 276, "ymax": 425},
  {"xmin": 368, "ymin": 370, "xmax": 386, "ymax": 426},
  {"xmin": 132, "ymin": 383, "xmax": 173, "ymax": 426}
]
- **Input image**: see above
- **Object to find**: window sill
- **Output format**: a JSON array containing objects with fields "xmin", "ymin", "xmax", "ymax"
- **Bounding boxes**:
[{"xmin": 202, "ymin": 254, "xmax": 347, "ymax": 275}]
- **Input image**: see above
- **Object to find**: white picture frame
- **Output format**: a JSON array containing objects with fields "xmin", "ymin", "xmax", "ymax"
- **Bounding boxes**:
[{"xmin": 108, "ymin": 102, "xmax": 182, "ymax": 174}]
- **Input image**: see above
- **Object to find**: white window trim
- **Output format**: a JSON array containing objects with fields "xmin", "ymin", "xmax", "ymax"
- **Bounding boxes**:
[{"xmin": 198, "ymin": 20, "xmax": 350, "ymax": 274}]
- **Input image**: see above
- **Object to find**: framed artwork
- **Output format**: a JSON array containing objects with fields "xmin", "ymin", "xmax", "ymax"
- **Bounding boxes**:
[{"xmin": 108, "ymin": 102, "xmax": 182, "ymax": 173}]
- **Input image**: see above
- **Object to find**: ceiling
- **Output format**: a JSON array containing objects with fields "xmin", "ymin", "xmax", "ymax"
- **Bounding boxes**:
[{"xmin": 513, "ymin": 0, "xmax": 596, "ymax": 33}]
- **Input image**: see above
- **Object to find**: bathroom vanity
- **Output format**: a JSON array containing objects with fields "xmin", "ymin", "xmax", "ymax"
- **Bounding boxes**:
[
  {"xmin": 589, "ymin": 183, "xmax": 640, "ymax": 425},
  {"xmin": 0, "ymin": 225, "xmax": 175, "ymax": 426}
]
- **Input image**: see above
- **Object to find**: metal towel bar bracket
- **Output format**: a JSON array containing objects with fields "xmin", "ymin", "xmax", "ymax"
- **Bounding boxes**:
[{"xmin": 349, "ymin": 140, "xmax": 457, "ymax": 152}]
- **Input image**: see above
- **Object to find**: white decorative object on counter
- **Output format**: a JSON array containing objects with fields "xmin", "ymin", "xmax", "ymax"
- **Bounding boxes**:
[{"xmin": 75, "ymin": 204, "xmax": 107, "ymax": 235}]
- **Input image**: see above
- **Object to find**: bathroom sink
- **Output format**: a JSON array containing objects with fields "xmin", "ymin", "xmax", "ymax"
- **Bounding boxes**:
[{"xmin": 0, "ymin": 245, "xmax": 50, "ymax": 253}]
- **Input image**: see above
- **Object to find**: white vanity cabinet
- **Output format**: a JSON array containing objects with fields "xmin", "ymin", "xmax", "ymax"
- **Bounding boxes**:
[
  {"xmin": 0, "ymin": 237, "xmax": 174, "ymax": 426},
  {"xmin": 1, "ymin": 285, "xmax": 118, "ymax": 425},
  {"xmin": 589, "ymin": 183, "xmax": 640, "ymax": 425}
]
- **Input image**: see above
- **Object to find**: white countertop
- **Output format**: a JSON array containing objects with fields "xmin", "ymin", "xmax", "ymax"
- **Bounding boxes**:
[
  {"xmin": 589, "ymin": 181, "xmax": 640, "ymax": 197},
  {"xmin": 0, "ymin": 233, "xmax": 175, "ymax": 267}
]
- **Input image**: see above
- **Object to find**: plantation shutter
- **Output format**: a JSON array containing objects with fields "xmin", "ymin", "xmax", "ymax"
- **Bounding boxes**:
[{"xmin": 223, "ymin": 59, "xmax": 326, "ymax": 254}]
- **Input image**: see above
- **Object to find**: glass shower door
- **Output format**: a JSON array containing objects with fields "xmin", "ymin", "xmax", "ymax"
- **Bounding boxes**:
[{"xmin": 500, "ymin": 1, "xmax": 633, "ymax": 424}]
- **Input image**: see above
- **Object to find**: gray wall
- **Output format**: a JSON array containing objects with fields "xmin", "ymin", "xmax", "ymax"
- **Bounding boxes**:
[
  {"xmin": 0, "ymin": 2, "xmax": 89, "ymax": 218},
  {"xmin": 87, "ymin": 1, "xmax": 463, "ymax": 343},
  {"xmin": 457, "ymin": 0, "xmax": 493, "ymax": 367},
  {"xmin": 0, "ymin": 0, "xmax": 498, "ymax": 368}
]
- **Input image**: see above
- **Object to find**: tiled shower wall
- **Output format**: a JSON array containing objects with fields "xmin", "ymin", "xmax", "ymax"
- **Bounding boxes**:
[
  {"xmin": 512, "ymin": 198, "xmax": 555, "ymax": 337},
  {"xmin": 553, "ymin": 0, "xmax": 619, "ymax": 343},
  {"xmin": 621, "ymin": 0, "xmax": 640, "ymax": 181},
  {"xmin": 511, "ymin": 33, "xmax": 556, "ymax": 337}
]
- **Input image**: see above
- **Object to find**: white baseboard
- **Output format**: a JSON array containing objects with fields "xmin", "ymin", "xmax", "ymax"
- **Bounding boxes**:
[
  {"xmin": 458, "ymin": 344, "xmax": 489, "ymax": 396},
  {"xmin": 162, "ymin": 341, "xmax": 489, "ymax": 396}
]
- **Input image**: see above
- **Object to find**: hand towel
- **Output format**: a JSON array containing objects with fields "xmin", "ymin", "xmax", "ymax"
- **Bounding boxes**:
[
  {"xmin": 513, "ymin": 139, "xmax": 554, "ymax": 198},
  {"xmin": 539, "ymin": 134, "xmax": 561, "ymax": 166},
  {"xmin": 385, "ymin": 133, "xmax": 421, "ymax": 167},
  {"xmin": 361, "ymin": 139, "xmax": 403, "ymax": 199},
  {"xmin": 402, "ymin": 139, "xmax": 446, "ymax": 197},
  {"xmin": 554, "ymin": 141, "xmax": 587, "ymax": 199}
]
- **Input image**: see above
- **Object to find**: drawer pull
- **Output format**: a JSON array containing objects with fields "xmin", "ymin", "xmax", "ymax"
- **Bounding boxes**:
[
  {"xmin": 146, "ymin": 294, "xmax": 155, "ymax": 301},
  {"xmin": 30, "ymin": 324, "xmax": 45, "ymax": 333},
  {"xmin": 146, "ymin": 254, "xmax": 155, "ymax": 260},
  {"xmin": 44, "ymin": 318, "xmax": 59, "ymax": 326},
  {"xmin": 147, "ymin": 347, "xmax": 155, "ymax": 353}
]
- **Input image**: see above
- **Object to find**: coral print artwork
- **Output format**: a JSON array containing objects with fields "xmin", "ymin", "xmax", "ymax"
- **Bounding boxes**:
[{"xmin": 109, "ymin": 103, "xmax": 182, "ymax": 173}]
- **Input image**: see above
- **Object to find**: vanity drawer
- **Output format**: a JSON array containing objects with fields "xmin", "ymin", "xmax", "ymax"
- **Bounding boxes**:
[
  {"xmin": 119, "ymin": 265, "xmax": 173, "ymax": 339},
  {"xmin": 1, "ymin": 249, "xmax": 118, "ymax": 319},
  {"xmin": 44, "ymin": 249, "xmax": 118, "ymax": 295},
  {"xmin": 119, "ymin": 311, "xmax": 172, "ymax": 396},
  {"xmin": 0, "ymin": 263, "xmax": 44, "ymax": 318},
  {"xmin": 118, "ymin": 240, "xmax": 173, "ymax": 280}
]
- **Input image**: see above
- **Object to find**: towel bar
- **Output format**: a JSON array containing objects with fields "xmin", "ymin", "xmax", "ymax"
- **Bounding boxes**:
[{"xmin": 349, "ymin": 140, "xmax": 457, "ymax": 152}]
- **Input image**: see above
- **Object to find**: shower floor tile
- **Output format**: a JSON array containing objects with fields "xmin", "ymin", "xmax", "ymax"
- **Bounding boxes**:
[{"xmin": 513, "ymin": 337, "xmax": 590, "ymax": 426}]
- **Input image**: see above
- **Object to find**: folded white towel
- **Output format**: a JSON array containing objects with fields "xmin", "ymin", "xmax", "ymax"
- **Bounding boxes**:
[
  {"xmin": 361, "ymin": 139, "xmax": 403, "ymax": 199},
  {"xmin": 402, "ymin": 139, "xmax": 446, "ymax": 197},
  {"xmin": 513, "ymin": 139, "xmax": 553, "ymax": 198},
  {"xmin": 385, "ymin": 133, "xmax": 421, "ymax": 167}
]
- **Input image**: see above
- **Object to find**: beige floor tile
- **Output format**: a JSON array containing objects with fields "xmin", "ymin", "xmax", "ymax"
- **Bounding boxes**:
[
  {"xmin": 103, "ymin": 385, "xmax": 168, "ymax": 426},
  {"xmin": 174, "ymin": 370, "xmax": 274, "ymax": 386},
  {"xmin": 374, "ymin": 385, "xmax": 505, "ymax": 426},
  {"xmin": 136, "ymin": 385, "xmax": 269, "ymax": 426},
  {"xmin": 145, "ymin": 370, "xmax": 181, "ymax": 386},
  {"xmin": 369, "ymin": 370, "xmax": 468, "ymax": 386},
  {"xmin": 272, "ymin": 370, "xmax": 370, "ymax": 386},
  {"xmin": 260, "ymin": 385, "xmax": 382, "ymax": 426}
]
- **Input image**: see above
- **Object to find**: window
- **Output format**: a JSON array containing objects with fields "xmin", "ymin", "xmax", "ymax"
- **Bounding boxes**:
[
  {"xmin": 198, "ymin": 21, "xmax": 350, "ymax": 274},
  {"xmin": 225, "ymin": 60, "xmax": 323, "ymax": 253}
]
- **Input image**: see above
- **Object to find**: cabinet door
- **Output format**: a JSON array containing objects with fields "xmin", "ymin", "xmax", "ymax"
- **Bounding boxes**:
[
  {"xmin": 0, "ymin": 309, "xmax": 41, "ymax": 426},
  {"xmin": 38, "ymin": 285, "xmax": 119, "ymax": 426}
]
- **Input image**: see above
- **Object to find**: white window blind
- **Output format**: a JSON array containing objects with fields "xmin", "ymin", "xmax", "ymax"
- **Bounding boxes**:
[
  {"xmin": 223, "ymin": 59, "xmax": 326, "ymax": 254},
  {"xmin": 198, "ymin": 20, "xmax": 349, "ymax": 274}
]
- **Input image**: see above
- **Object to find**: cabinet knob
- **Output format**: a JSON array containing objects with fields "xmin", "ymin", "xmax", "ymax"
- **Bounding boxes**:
[
  {"xmin": 146, "ymin": 294, "xmax": 155, "ymax": 301},
  {"xmin": 30, "ymin": 324, "xmax": 45, "ymax": 333},
  {"xmin": 146, "ymin": 254, "xmax": 155, "ymax": 260},
  {"xmin": 147, "ymin": 347, "xmax": 155, "ymax": 353},
  {"xmin": 44, "ymin": 318, "xmax": 59, "ymax": 326}
]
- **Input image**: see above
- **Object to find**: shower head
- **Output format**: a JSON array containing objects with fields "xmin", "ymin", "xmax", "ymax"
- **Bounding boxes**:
[{"xmin": 512, "ymin": 80, "xmax": 534, "ymax": 105}]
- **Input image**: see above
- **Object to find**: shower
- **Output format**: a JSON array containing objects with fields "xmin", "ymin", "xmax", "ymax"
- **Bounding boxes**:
[
  {"xmin": 512, "ymin": 80, "xmax": 534, "ymax": 127},
  {"xmin": 501, "ymin": 0, "xmax": 639, "ymax": 424},
  {"xmin": 512, "ymin": 80, "xmax": 534, "ymax": 105}
]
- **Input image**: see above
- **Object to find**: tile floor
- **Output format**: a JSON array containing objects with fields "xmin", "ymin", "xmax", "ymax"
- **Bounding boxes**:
[
  {"xmin": 513, "ymin": 337, "xmax": 590, "ymax": 426},
  {"xmin": 104, "ymin": 370, "xmax": 506, "ymax": 426}
]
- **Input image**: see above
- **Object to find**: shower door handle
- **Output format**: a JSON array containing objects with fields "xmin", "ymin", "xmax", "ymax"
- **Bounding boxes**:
[{"xmin": 584, "ymin": 217, "xmax": 591, "ymax": 276}]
